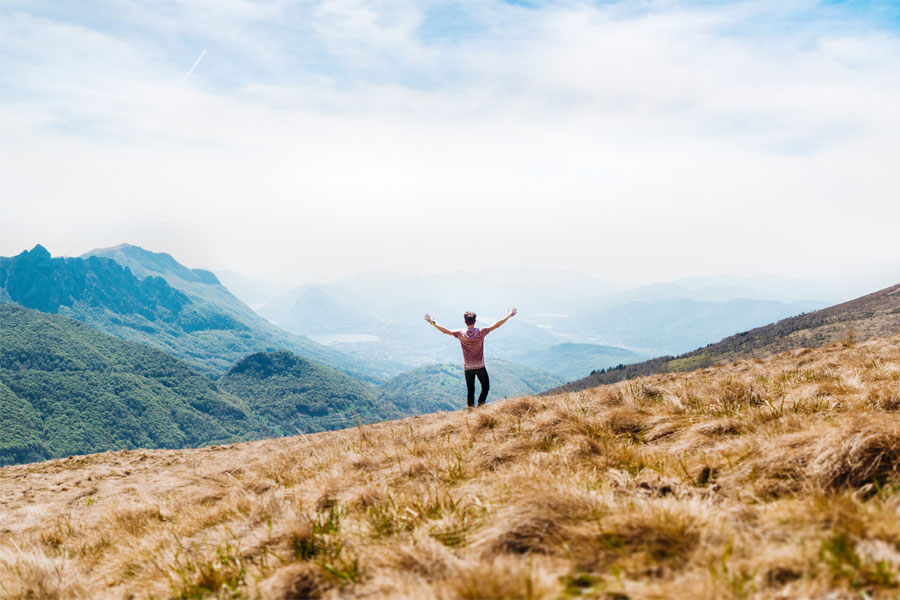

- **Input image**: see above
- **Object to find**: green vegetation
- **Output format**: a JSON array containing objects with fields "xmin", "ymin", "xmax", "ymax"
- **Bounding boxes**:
[
  {"xmin": 0, "ymin": 301, "xmax": 566, "ymax": 466},
  {"xmin": 0, "ymin": 378, "xmax": 50, "ymax": 465},
  {"xmin": 220, "ymin": 351, "xmax": 399, "ymax": 434},
  {"xmin": 0, "ymin": 303, "xmax": 270, "ymax": 465},
  {"xmin": 0, "ymin": 244, "xmax": 390, "ymax": 381},
  {"xmin": 379, "ymin": 360, "xmax": 564, "ymax": 414}
]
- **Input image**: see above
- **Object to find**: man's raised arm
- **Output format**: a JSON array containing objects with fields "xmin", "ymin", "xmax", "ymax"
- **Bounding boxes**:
[
  {"xmin": 487, "ymin": 307, "xmax": 517, "ymax": 332},
  {"xmin": 425, "ymin": 314, "xmax": 455, "ymax": 335}
]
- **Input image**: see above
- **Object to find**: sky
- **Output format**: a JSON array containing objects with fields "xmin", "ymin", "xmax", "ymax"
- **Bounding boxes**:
[{"xmin": 1, "ymin": 0, "xmax": 899, "ymax": 289}]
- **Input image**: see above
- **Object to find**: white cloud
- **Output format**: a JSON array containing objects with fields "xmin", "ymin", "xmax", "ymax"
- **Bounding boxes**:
[{"xmin": 1, "ymin": 0, "xmax": 898, "ymax": 287}]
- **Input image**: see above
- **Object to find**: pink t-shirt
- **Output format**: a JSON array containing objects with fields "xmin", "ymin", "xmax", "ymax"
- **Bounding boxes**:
[{"xmin": 453, "ymin": 327, "xmax": 491, "ymax": 370}]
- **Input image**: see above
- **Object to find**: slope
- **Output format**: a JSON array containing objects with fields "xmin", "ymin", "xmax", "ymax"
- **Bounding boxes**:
[
  {"xmin": 2, "ymin": 335, "xmax": 899, "ymax": 598},
  {"xmin": 552, "ymin": 282, "xmax": 900, "ymax": 393},
  {"xmin": 0, "ymin": 304, "xmax": 269, "ymax": 465},
  {"xmin": 378, "ymin": 360, "xmax": 564, "ymax": 414},
  {"xmin": 219, "ymin": 350, "xmax": 399, "ymax": 435},
  {"xmin": 1, "ymin": 245, "xmax": 386, "ymax": 380}
]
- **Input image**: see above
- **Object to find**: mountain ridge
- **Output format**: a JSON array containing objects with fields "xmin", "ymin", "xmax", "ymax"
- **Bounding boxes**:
[
  {"xmin": 550, "ymin": 282, "xmax": 900, "ymax": 394},
  {"xmin": 1, "ymin": 244, "xmax": 392, "ymax": 381}
]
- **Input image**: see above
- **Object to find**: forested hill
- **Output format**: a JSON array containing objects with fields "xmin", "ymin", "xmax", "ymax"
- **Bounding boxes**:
[
  {"xmin": 219, "ymin": 351, "xmax": 399, "ymax": 435},
  {"xmin": 0, "ymin": 303, "xmax": 270, "ymax": 466},
  {"xmin": 0, "ymin": 245, "xmax": 387, "ymax": 381},
  {"xmin": 549, "ymin": 282, "xmax": 900, "ymax": 394}
]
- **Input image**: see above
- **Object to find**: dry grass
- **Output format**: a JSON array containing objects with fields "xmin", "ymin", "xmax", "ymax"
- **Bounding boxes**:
[{"xmin": 2, "ymin": 336, "xmax": 900, "ymax": 599}]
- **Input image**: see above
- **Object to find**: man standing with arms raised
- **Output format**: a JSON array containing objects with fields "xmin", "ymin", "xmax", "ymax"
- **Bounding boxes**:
[{"xmin": 424, "ymin": 308, "xmax": 518, "ymax": 408}]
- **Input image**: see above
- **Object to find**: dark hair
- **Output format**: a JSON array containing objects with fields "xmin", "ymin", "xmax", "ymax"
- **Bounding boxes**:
[{"xmin": 463, "ymin": 311, "xmax": 476, "ymax": 325}]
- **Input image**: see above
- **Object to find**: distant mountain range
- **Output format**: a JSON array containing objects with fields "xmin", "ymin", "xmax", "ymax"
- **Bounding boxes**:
[
  {"xmin": 551, "ymin": 282, "xmax": 900, "ymax": 394},
  {"xmin": 213, "ymin": 269, "xmax": 293, "ymax": 310},
  {"xmin": 259, "ymin": 285, "xmax": 385, "ymax": 337},
  {"xmin": 0, "ymin": 245, "xmax": 398, "ymax": 381},
  {"xmin": 563, "ymin": 297, "xmax": 827, "ymax": 356},
  {"xmin": 255, "ymin": 270, "xmax": 830, "ymax": 379}
]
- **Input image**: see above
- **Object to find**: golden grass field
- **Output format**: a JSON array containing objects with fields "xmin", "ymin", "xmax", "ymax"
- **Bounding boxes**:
[{"xmin": 2, "ymin": 336, "xmax": 900, "ymax": 599}]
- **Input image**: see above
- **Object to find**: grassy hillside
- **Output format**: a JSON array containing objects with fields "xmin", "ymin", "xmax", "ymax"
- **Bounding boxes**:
[
  {"xmin": 1, "ymin": 244, "xmax": 390, "ymax": 381},
  {"xmin": 219, "ymin": 351, "xmax": 399, "ymax": 435},
  {"xmin": 0, "ymin": 304, "xmax": 270, "ymax": 466},
  {"xmin": 379, "ymin": 359, "xmax": 564, "ymax": 414},
  {"xmin": 553, "ymin": 282, "xmax": 900, "ymax": 393},
  {"xmin": 2, "ymin": 335, "xmax": 898, "ymax": 598}
]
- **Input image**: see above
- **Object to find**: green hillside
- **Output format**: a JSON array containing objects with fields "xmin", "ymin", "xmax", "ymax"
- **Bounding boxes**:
[
  {"xmin": 0, "ymin": 244, "xmax": 390, "ymax": 381},
  {"xmin": 0, "ymin": 304, "xmax": 270, "ymax": 466},
  {"xmin": 379, "ymin": 360, "xmax": 564, "ymax": 414},
  {"xmin": 0, "ymin": 378, "xmax": 48, "ymax": 465},
  {"xmin": 219, "ymin": 351, "xmax": 399, "ymax": 435}
]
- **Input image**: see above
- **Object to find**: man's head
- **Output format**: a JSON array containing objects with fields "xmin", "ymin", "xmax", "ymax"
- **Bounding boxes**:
[{"xmin": 463, "ymin": 311, "xmax": 476, "ymax": 326}]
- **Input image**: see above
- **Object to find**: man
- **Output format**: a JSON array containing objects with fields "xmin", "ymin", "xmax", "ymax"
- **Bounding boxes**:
[{"xmin": 424, "ymin": 308, "xmax": 517, "ymax": 408}]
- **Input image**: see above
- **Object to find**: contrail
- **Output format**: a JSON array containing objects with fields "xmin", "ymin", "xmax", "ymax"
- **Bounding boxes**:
[{"xmin": 180, "ymin": 49, "xmax": 207, "ymax": 84}]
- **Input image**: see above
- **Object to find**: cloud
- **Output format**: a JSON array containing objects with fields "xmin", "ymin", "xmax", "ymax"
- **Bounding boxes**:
[{"xmin": 1, "ymin": 0, "xmax": 899, "ymax": 285}]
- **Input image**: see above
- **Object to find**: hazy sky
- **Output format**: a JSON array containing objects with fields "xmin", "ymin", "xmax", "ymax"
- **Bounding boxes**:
[{"xmin": 2, "ymin": 0, "xmax": 899, "ymax": 287}]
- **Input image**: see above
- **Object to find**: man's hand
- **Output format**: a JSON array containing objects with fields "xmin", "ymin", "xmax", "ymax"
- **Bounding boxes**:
[
  {"xmin": 488, "ymin": 307, "xmax": 518, "ymax": 332},
  {"xmin": 426, "ymin": 314, "xmax": 454, "ymax": 336}
]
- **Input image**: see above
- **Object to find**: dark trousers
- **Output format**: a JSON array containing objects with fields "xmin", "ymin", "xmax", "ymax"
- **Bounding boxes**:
[{"xmin": 464, "ymin": 367, "xmax": 490, "ymax": 407}]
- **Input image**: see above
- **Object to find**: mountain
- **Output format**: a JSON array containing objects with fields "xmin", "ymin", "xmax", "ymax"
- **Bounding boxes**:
[
  {"xmin": 261, "ymin": 283, "xmax": 566, "ymax": 370},
  {"xmin": 281, "ymin": 268, "xmax": 620, "ymax": 321},
  {"xmin": 219, "ymin": 350, "xmax": 398, "ymax": 435},
  {"xmin": 4, "ymin": 334, "xmax": 899, "ymax": 598},
  {"xmin": 0, "ymin": 244, "xmax": 390, "ymax": 381},
  {"xmin": 567, "ymin": 298, "xmax": 827, "ymax": 356},
  {"xmin": 674, "ymin": 274, "xmax": 843, "ymax": 303},
  {"xmin": 82, "ymin": 244, "xmax": 265, "ymax": 331},
  {"xmin": 509, "ymin": 342, "xmax": 646, "ymax": 381},
  {"xmin": 260, "ymin": 269, "xmax": 831, "ymax": 374},
  {"xmin": 378, "ymin": 360, "xmax": 564, "ymax": 414},
  {"xmin": 552, "ymin": 282, "xmax": 900, "ymax": 393},
  {"xmin": 0, "ymin": 303, "xmax": 269, "ymax": 465},
  {"xmin": 212, "ymin": 269, "xmax": 293, "ymax": 310},
  {"xmin": 259, "ymin": 286, "xmax": 384, "ymax": 337}
]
